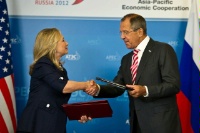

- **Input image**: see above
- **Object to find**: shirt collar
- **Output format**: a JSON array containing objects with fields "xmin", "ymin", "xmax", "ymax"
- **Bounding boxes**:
[{"xmin": 135, "ymin": 36, "xmax": 150, "ymax": 52}]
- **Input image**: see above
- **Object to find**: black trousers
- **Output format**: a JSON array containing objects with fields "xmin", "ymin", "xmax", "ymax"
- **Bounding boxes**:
[{"xmin": 132, "ymin": 111, "xmax": 142, "ymax": 133}]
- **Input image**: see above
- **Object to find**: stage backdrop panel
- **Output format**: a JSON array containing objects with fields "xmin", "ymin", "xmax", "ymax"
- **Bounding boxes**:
[
  {"xmin": 9, "ymin": 16, "xmax": 186, "ymax": 133},
  {"xmin": 6, "ymin": 0, "xmax": 199, "ymax": 132}
]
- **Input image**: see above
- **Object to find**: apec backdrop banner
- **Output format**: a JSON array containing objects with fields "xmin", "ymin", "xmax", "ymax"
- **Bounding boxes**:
[
  {"xmin": 7, "ymin": 0, "xmax": 194, "ymax": 18},
  {"xmin": 6, "ymin": 0, "xmax": 199, "ymax": 133}
]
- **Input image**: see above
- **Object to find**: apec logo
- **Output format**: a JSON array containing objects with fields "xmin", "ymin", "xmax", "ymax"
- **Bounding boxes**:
[
  {"xmin": 70, "ymin": 91, "xmax": 93, "ymax": 102},
  {"xmin": 15, "ymin": 86, "xmax": 29, "ymax": 97},
  {"xmin": 106, "ymin": 52, "xmax": 121, "ymax": 61},
  {"xmin": 65, "ymin": 51, "xmax": 80, "ymax": 60},
  {"xmin": 168, "ymin": 40, "xmax": 178, "ymax": 48},
  {"xmin": 10, "ymin": 35, "xmax": 21, "ymax": 44}
]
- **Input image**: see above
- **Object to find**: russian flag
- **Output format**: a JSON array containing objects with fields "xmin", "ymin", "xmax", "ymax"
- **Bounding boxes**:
[{"xmin": 176, "ymin": 0, "xmax": 199, "ymax": 133}]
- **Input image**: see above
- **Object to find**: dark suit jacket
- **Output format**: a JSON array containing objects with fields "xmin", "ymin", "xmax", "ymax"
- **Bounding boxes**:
[
  {"xmin": 95, "ymin": 38, "xmax": 181, "ymax": 133},
  {"xmin": 17, "ymin": 57, "xmax": 71, "ymax": 133}
]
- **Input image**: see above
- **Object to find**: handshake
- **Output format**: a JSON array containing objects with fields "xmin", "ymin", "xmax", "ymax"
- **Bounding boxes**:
[
  {"xmin": 83, "ymin": 77, "xmax": 131, "ymax": 96},
  {"xmin": 84, "ymin": 80, "xmax": 99, "ymax": 96},
  {"xmin": 83, "ymin": 77, "xmax": 129, "ymax": 96}
]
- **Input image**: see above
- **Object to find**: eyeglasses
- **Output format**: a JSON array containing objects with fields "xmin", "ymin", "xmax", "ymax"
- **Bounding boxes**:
[
  {"xmin": 120, "ymin": 28, "xmax": 141, "ymax": 36},
  {"xmin": 120, "ymin": 30, "xmax": 133, "ymax": 36}
]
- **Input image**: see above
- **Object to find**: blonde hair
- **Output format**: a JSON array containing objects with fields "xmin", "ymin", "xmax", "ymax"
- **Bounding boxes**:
[{"xmin": 29, "ymin": 28, "xmax": 63, "ymax": 75}]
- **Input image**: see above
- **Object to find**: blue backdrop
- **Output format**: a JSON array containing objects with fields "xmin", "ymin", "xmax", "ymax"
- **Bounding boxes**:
[{"xmin": 9, "ymin": 17, "xmax": 186, "ymax": 133}]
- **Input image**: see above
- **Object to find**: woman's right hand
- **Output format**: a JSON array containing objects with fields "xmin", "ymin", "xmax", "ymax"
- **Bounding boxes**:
[
  {"xmin": 84, "ymin": 80, "xmax": 99, "ymax": 96},
  {"xmin": 78, "ymin": 115, "xmax": 92, "ymax": 123}
]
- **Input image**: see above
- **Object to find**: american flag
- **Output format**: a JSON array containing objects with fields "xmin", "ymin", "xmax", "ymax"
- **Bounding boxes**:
[{"xmin": 0, "ymin": 0, "xmax": 17, "ymax": 133}]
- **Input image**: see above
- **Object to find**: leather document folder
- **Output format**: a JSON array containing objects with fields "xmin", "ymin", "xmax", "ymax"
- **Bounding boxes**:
[{"xmin": 62, "ymin": 100, "xmax": 113, "ymax": 120}]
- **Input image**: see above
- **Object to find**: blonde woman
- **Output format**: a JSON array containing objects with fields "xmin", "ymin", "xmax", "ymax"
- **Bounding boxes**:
[{"xmin": 17, "ymin": 28, "xmax": 95, "ymax": 133}]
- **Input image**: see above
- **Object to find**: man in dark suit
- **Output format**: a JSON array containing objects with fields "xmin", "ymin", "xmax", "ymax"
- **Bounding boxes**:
[{"xmin": 87, "ymin": 13, "xmax": 182, "ymax": 133}]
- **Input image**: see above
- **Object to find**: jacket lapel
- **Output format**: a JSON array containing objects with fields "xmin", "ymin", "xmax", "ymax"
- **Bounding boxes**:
[
  {"xmin": 127, "ymin": 52, "xmax": 133, "ymax": 84},
  {"xmin": 135, "ymin": 38, "xmax": 155, "ymax": 84}
]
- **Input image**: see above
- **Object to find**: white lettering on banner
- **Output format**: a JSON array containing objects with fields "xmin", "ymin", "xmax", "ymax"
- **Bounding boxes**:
[
  {"xmin": 71, "ymin": 91, "xmax": 85, "ymax": 97},
  {"xmin": 106, "ymin": 52, "xmax": 121, "ymax": 61},
  {"xmin": 15, "ymin": 87, "xmax": 29, "ymax": 97},
  {"xmin": 70, "ymin": 91, "xmax": 93, "ymax": 102},
  {"xmin": 65, "ymin": 51, "xmax": 80, "ymax": 60},
  {"xmin": 10, "ymin": 35, "xmax": 21, "ymax": 44},
  {"xmin": 168, "ymin": 41, "xmax": 178, "ymax": 46},
  {"xmin": 126, "ymin": 119, "xmax": 130, "ymax": 125},
  {"xmin": 168, "ymin": 41, "xmax": 178, "ymax": 48}
]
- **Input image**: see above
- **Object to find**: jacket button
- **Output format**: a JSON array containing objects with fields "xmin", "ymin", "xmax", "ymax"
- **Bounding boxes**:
[{"xmin": 46, "ymin": 104, "xmax": 50, "ymax": 108}]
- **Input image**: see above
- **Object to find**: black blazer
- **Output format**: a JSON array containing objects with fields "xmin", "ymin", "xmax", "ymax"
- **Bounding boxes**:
[
  {"xmin": 95, "ymin": 38, "xmax": 181, "ymax": 133},
  {"xmin": 17, "ymin": 57, "xmax": 71, "ymax": 133}
]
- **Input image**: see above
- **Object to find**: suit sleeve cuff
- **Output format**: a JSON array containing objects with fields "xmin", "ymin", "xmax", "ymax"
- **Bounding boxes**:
[
  {"xmin": 143, "ymin": 86, "xmax": 149, "ymax": 97},
  {"xmin": 95, "ymin": 84, "xmax": 101, "ymax": 96}
]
